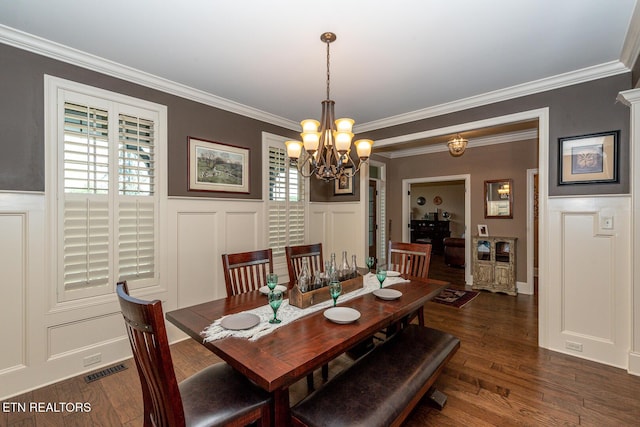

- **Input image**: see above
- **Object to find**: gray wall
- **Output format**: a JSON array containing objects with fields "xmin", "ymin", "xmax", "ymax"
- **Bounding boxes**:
[
  {"xmin": 360, "ymin": 73, "xmax": 631, "ymax": 198},
  {"xmin": 0, "ymin": 43, "xmax": 298, "ymax": 197}
]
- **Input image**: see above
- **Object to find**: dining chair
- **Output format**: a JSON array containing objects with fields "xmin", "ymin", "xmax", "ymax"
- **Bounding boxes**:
[
  {"xmin": 116, "ymin": 281, "xmax": 272, "ymax": 427},
  {"xmin": 284, "ymin": 243, "xmax": 328, "ymax": 390},
  {"xmin": 222, "ymin": 248, "xmax": 274, "ymax": 296},
  {"xmin": 388, "ymin": 241, "xmax": 432, "ymax": 327},
  {"xmin": 284, "ymin": 243, "xmax": 324, "ymax": 289}
]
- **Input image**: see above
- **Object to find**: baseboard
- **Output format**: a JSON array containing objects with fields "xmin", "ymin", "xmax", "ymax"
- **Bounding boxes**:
[
  {"xmin": 628, "ymin": 351, "xmax": 640, "ymax": 376},
  {"xmin": 517, "ymin": 280, "xmax": 534, "ymax": 295}
]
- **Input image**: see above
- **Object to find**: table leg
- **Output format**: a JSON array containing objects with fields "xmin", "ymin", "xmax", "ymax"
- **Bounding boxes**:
[{"xmin": 273, "ymin": 387, "xmax": 291, "ymax": 427}]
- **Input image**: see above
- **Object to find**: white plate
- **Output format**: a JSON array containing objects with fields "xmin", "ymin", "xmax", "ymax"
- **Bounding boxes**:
[
  {"xmin": 386, "ymin": 270, "xmax": 401, "ymax": 277},
  {"xmin": 373, "ymin": 288, "xmax": 403, "ymax": 300},
  {"xmin": 220, "ymin": 313, "xmax": 260, "ymax": 330},
  {"xmin": 324, "ymin": 307, "xmax": 361, "ymax": 324},
  {"xmin": 259, "ymin": 285, "xmax": 287, "ymax": 295}
]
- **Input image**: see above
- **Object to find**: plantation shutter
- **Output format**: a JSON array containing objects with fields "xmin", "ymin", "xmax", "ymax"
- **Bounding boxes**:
[
  {"xmin": 58, "ymin": 98, "xmax": 158, "ymax": 300},
  {"xmin": 267, "ymin": 145, "xmax": 305, "ymax": 257}
]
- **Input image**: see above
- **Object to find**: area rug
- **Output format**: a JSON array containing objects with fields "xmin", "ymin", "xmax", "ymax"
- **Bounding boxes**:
[{"xmin": 433, "ymin": 288, "xmax": 479, "ymax": 308}]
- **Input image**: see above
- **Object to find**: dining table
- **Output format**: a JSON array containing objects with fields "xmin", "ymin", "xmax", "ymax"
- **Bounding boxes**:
[{"xmin": 165, "ymin": 274, "xmax": 448, "ymax": 426}]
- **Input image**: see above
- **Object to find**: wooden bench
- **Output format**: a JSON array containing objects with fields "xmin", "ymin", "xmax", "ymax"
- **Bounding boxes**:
[{"xmin": 291, "ymin": 325, "xmax": 460, "ymax": 427}]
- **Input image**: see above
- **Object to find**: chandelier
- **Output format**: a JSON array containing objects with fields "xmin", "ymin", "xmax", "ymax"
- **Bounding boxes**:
[
  {"xmin": 447, "ymin": 134, "xmax": 468, "ymax": 157},
  {"xmin": 285, "ymin": 32, "xmax": 373, "ymax": 182}
]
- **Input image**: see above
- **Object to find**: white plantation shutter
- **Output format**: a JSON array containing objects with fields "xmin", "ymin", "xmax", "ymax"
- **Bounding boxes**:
[
  {"xmin": 63, "ymin": 103, "xmax": 109, "ymax": 193},
  {"xmin": 63, "ymin": 198, "xmax": 110, "ymax": 290},
  {"xmin": 267, "ymin": 145, "xmax": 305, "ymax": 257},
  {"xmin": 55, "ymin": 87, "xmax": 160, "ymax": 301},
  {"xmin": 118, "ymin": 114, "xmax": 155, "ymax": 195},
  {"xmin": 118, "ymin": 200, "xmax": 155, "ymax": 280}
]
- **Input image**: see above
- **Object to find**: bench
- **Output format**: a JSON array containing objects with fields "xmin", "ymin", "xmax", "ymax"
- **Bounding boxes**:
[{"xmin": 291, "ymin": 325, "xmax": 460, "ymax": 427}]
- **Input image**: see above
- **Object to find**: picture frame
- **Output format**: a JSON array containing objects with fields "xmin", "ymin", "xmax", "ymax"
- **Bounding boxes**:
[
  {"xmin": 558, "ymin": 130, "xmax": 619, "ymax": 185},
  {"xmin": 477, "ymin": 224, "xmax": 489, "ymax": 237},
  {"xmin": 188, "ymin": 137, "xmax": 250, "ymax": 193},
  {"xmin": 334, "ymin": 168, "xmax": 354, "ymax": 195}
]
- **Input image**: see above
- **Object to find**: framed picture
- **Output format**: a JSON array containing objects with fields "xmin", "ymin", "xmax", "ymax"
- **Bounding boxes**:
[
  {"xmin": 558, "ymin": 130, "xmax": 619, "ymax": 185},
  {"xmin": 334, "ymin": 168, "xmax": 354, "ymax": 195},
  {"xmin": 188, "ymin": 137, "xmax": 249, "ymax": 193},
  {"xmin": 477, "ymin": 224, "xmax": 489, "ymax": 237}
]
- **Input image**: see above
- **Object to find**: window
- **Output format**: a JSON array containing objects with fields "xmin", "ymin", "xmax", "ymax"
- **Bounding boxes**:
[
  {"xmin": 47, "ymin": 77, "xmax": 166, "ymax": 302},
  {"xmin": 263, "ymin": 133, "xmax": 306, "ymax": 258}
]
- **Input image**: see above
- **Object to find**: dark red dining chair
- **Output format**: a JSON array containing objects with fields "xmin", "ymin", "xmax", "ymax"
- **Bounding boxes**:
[
  {"xmin": 116, "ymin": 281, "xmax": 272, "ymax": 427},
  {"xmin": 285, "ymin": 243, "xmax": 324, "ymax": 289},
  {"xmin": 388, "ymin": 241, "xmax": 432, "ymax": 327},
  {"xmin": 284, "ymin": 243, "xmax": 328, "ymax": 390},
  {"xmin": 222, "ymin": 248, "xmax": 274, "ymax": 296}
]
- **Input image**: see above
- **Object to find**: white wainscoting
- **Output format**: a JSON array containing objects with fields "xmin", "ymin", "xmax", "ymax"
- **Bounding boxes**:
[
  {"xmin": 546, "ymin": 196, "xmax": 631, "ymax": 369},
  {"xmin": 309, "ymin": 201, "xmax": 367, "ymax": 266}
]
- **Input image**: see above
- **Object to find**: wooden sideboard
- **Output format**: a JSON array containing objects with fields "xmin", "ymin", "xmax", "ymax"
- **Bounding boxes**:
[
  {"xmin": 472, "ymin": 236, "xmax": 517, "ymax": 295},
  {"xmin": 410, "ymin": 220, "xmax": 451, "ymax": 254}
]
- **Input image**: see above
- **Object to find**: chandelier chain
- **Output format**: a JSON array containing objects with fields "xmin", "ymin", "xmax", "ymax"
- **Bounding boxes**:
[{"xmin": 326, "ymin": 39, "xmax": 331, "ymax": 100}]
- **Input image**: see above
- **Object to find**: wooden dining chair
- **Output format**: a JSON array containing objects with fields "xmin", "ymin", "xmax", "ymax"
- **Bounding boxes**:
[
  {"xmin": 284, "ymin": 243, "xmax": 324, "ymax": 289},
  {"xmin": 116, "ymin": 281, "xmax": 272, "ymax": 427},
  {"xmin": 284, "ymin": 243, "xmax": 328, "ymax": 390},
  {"xmin": 222, "ymin": 248, "xmax": 274, "ymax": 296},
  {"xmin": 388, "ymin": 241, "xmax": 432, "ymax": 327}
]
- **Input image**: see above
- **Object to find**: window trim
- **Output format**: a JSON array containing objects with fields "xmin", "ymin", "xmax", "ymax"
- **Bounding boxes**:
[
  {"xmin": 45, "ymin": 76, "xmax": 167, "ymax": 309},
  {"xmin": 262, "ymin": 132, "xmax": 309, "ymax": 276}
]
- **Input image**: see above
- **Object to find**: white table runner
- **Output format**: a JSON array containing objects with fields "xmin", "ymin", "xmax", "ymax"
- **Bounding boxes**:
[{"xmin": 202, "ymin": 273, "xmax": 408, "ymax": 342}]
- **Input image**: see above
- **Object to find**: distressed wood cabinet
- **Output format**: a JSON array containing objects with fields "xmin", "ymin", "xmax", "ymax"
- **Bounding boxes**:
[{"xmin": 472, "ymin": 236, "xmax": 517, "ymax": 295}]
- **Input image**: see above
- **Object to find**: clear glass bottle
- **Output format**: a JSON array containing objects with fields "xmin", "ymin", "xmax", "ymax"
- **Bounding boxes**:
[
  {"xmin": 298, "ymin": 258, "xmax": 311, "ymax": 293},
  {"xmin": 350, "ymin": 254, "xmax": 358, "ymax": 279},
  {"xmin": 329, "ymin": 253, "xmax": 338, "ymax": 282},
  {"xmin": 340, "ymin": 251, "xmax": 350, "ymax": 281}
]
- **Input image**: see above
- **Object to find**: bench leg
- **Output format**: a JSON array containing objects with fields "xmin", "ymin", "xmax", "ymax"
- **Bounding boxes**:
[{"xmin": 427, "ymin": 387, "xmax": 448, "ymax": 410}]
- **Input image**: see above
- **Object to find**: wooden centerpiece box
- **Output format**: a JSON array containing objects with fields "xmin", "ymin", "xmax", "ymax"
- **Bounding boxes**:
[{"xmin": 289, "ymin": 275, "xmax": 364, "ymax": 309}]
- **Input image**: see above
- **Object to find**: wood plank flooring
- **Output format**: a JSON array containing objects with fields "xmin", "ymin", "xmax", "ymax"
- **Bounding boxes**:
[{"xmin": 2, "ymin": 255, "xmax": 639, "ymax": 426}]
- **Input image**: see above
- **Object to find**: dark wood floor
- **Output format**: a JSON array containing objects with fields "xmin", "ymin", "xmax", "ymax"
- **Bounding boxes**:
[{"xmin": 2, "ymin": 256, "xmax": 639, "ymax": 426}]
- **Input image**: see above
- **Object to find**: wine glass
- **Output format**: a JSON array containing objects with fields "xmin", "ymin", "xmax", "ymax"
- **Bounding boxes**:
[
  {"xmin": 328, "ymin": 281, "xmax": 342, "ymax": 307},
  {"xmin": 376, "ymin": 268, "xmax": 387, "ymax": 288},
  {"xmin": 268, "ymin": 290, "xmax": 283, "ymax": 324},
  {"xmin": 365, "ymin": 256, "xmax": 375, "ymax": 273},
  {"xmin": 266, "ymin": 273, "xmax": 278, "ymax": 291}
]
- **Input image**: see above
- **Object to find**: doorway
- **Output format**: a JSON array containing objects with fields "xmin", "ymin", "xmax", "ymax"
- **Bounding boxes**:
[{"xmin": 402, "ymin": 174, "xmax": 472, "ymax": 285}]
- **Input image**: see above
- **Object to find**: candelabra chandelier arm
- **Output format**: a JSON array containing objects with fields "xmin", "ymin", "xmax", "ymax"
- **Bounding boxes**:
[{"xmin": 285, "ymin": 32, "xmax": 373, "ymax": 182}]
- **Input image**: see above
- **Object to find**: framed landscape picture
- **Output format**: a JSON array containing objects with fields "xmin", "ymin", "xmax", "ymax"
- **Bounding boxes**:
[
  {"xmin": 558, "ymin": 130, "xmax": 619, "ymax": 185},
  {"xmin": 188, "ymin": 137, "xmax": 249, "ymax": 193}
]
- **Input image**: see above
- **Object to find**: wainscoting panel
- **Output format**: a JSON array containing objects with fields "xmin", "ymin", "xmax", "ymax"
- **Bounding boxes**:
[
  {"xmin": 47, "ymin": 313, "xmax": 125, "ymax": 359},
  {"xmin": 547, "ymin": 196, "xmax": 631, "ymax": 369},
  {"xmin": 177, "ymin": 211, "xmax": 221, "ymax": 306},
  {"xmin": 312, "ymin": 202, "xmax": 366, "ymax": 263},
  {"xmin": 0, "ymin": 213, "xmax": 26, "ymax": 373}
]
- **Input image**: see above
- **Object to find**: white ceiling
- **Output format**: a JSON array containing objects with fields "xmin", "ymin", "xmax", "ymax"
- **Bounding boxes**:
[{"xmin": 0, "ymin": 0, "xmax": 638, "ymax": 132}]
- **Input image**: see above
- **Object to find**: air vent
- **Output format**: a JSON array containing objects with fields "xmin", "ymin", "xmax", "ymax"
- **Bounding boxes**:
[{"xmin": 84, "ymin": 363, "xmax": 128, "ymax": 383}]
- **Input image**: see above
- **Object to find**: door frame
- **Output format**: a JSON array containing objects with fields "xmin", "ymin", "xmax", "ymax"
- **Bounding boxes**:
[{"xmin": 402, "ymin": 174, "xmax": 472, "ymax": 285}]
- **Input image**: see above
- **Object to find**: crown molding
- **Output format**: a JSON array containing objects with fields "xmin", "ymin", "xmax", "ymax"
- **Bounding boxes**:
[
  {"xmin": 355, "ymin": 61, "xmax": 629, "ymax": 133},
  {"xmin": 0, "ymin": 25, "xmax": 299, "ymax": 131},
  {"xmin": 620, "ymin": 2, "xmax": 640, "ymax": 69},
  {"xmin": 377, "ymin": 129, "xmax": 538, "ymax": 159}
]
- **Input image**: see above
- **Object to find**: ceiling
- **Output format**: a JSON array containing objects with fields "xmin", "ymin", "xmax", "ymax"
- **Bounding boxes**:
[{"xmin": 1, "ymin": 0, "xmax": 638, "ymax": 142}]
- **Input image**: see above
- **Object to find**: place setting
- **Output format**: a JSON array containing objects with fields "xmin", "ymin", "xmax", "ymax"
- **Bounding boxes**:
[
  {"xmin": 369, "ymin": 266, "xmax": 404, "ymax": 301},
  {"xmin": 323, "ymin": 280, "xmax": 361, "ymax": 324}
]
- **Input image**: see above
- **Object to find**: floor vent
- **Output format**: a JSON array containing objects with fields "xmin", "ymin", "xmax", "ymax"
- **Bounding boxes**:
[{"xmin": 84, "ymin": 363, "xmax": 128, "ymax": 383}]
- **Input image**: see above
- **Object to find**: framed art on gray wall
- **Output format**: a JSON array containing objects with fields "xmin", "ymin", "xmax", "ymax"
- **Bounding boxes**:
[
  {"xmin": 558, "ymin": 130, "xmax": 619, "ymax": 185},
  {"xmin": 188, "ymin": 136, "xmax": 250, "ymax": 193}
]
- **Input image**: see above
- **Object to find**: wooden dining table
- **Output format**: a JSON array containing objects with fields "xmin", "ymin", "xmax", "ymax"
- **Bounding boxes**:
[{"xmin": 166, "ymin": 276, "xmax": 448, "ymax": 426}]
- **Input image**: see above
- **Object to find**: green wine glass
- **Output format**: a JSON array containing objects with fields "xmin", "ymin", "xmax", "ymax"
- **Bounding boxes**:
[
  {"xmin": 376, "ymin": 268, "xmax": 387, "ymax": 288},
  {"xmin": 365, "ymin": 256, "xmax": 375, "ymax": 273},
  {"xmin": 329, "ymin": 281, "xmax": 342, "ymax": 307},
  {"xmin": 268, "ymin": 290, "xmax": 283, "ymax": 324},
  {"xmin": 266, "ymin": 273, "xmax": 278, "ymax": 291}
]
